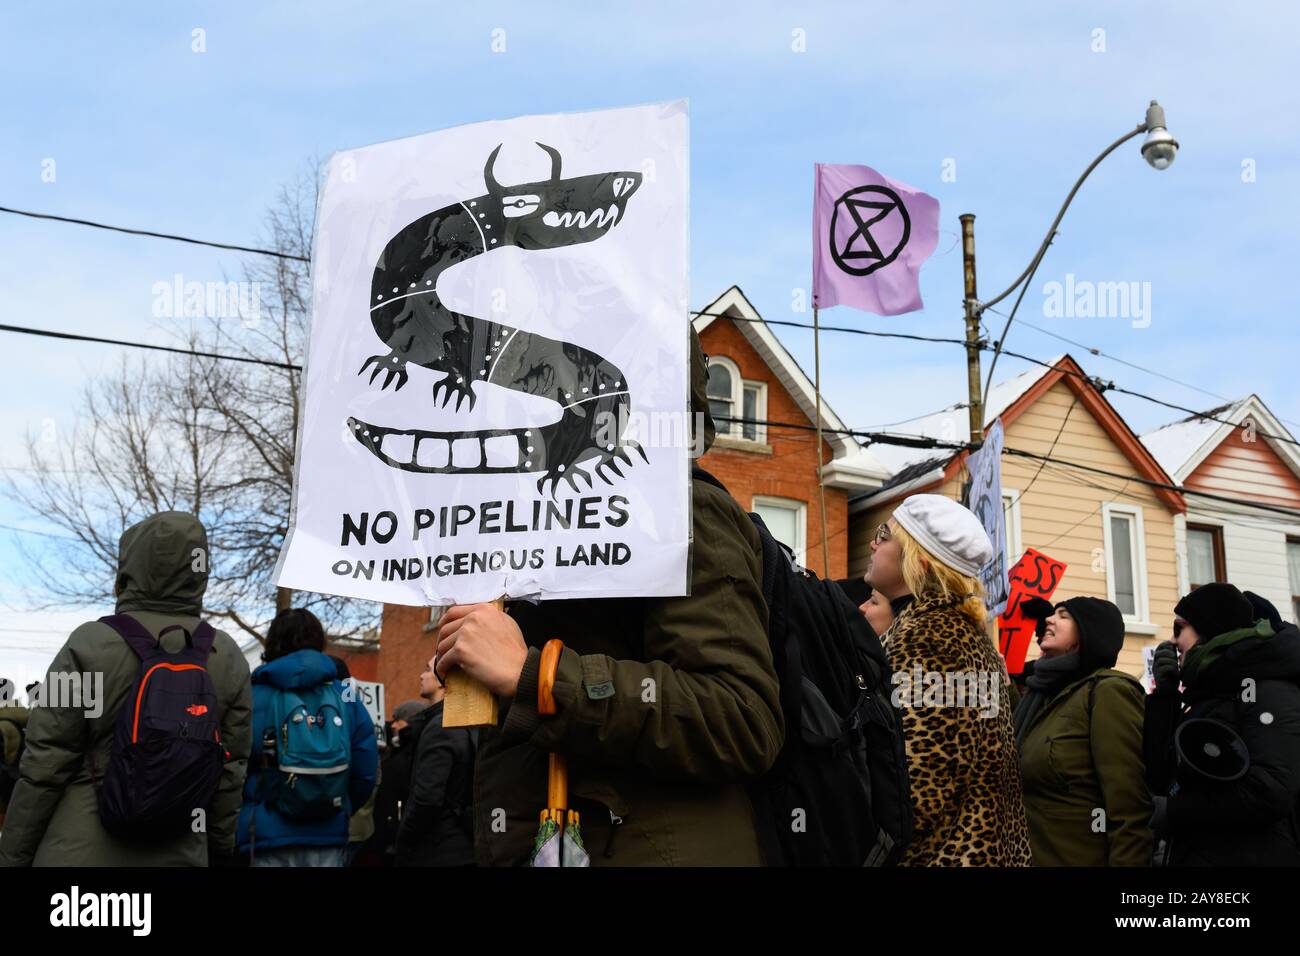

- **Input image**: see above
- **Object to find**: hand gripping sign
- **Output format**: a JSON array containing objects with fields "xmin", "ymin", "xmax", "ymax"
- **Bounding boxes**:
[
  {"xmin": 996, "ymin": 548, "xmax": 1068, "ymax": 675},
  {"xmin": 275, "ymin": 103, "xmax": 691, "ymax": 722}
]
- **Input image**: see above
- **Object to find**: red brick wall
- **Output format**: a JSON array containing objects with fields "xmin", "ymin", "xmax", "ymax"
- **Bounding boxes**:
[
  {"xmin": 327, "ymin": 644, "xmax": 380, "ymax": 683},
  {"xmin": 376, "ymin": 605, "xmax": 436, "ymax": 718},
  {"xmin": 697, "ymin": 318, "xmax": 847, "ymax": 579},
  {"xmin": 375, "ymin": 316, "xmax": 849, "ymax": 703}
]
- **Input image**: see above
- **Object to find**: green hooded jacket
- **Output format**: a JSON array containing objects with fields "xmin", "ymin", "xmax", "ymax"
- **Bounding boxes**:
[
  {"xmin": 0, "ymin": 512, "xmax": 253, "ymax": 866},
  {"xmin": 470, "ymin": 329, "xmax": 784, "ymax": 866},
  {"xmin": 1018, "ymin": 669, "xmax": 1152, "ymax": 866}
]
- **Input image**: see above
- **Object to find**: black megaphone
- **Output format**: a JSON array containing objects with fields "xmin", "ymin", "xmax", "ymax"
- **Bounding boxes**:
[{"xmin": 1174, "ymin": 718, "xmax": 1250, "ymax": 783}]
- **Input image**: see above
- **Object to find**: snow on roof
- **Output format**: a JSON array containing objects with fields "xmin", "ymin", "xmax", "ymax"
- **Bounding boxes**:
[
  {"xmin": 1139, "ymin": 400, "xmax": 1243, "ymax": 479},
  {"xmin": 861, "ymin": 356, "xmax": 1065, "ymax": 478},
  {"xmin": 985, "ymin": 357, "xmax": 1064, "ymax": 422}
]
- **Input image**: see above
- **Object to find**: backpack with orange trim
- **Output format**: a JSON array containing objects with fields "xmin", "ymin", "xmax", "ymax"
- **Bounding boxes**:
[{"xmin": 93, "ymin": 614, "xmax": 226, "ymax": 841}]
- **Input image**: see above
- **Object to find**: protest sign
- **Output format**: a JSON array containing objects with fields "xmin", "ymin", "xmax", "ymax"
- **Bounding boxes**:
[
  {"xmin": 275, "ymin": 102, "xmax": 691, "ymax": 607},
  {"xmin": 997, "ymin": 547, "xmax": 1068, "ymax": 674}
]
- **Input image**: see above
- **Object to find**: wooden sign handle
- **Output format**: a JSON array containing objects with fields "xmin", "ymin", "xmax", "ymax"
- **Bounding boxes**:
[{"xmin": 442, "ymin": 598, "xmax": 503, "ymax": 728}]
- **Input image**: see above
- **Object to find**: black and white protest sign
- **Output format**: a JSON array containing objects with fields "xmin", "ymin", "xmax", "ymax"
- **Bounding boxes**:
[{"xmin": 276, "ymin": 102, "xmax": 690, "ymax": 605}]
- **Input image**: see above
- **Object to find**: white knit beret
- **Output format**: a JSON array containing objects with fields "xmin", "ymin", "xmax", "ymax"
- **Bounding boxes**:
[{"xmin": 892, "ymin": 494, "xmax": 993, "ymax": 578}]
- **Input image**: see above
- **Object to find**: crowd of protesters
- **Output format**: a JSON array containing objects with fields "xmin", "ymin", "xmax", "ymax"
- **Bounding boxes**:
[{"xmin": 1, "ymin": 333, "xmax": 1299, "ymax": 867}]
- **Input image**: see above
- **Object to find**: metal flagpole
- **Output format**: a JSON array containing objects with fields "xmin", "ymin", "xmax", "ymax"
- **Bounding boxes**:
[{"xmin": 813, "ymin": 305, "xmax": 831, "ymax": 575}]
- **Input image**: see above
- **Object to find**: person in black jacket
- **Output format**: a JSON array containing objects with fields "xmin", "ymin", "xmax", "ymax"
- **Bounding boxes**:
[
  {"xmin": 1145, "ymin": 583, "xmax": 1300, "ymax": 866},
  {"xmin": 395, "ymin": 653, "xmax": 475, "ymax": 867},
  {"xmin": 357, "ymin": 700, "xmax": 432, "ymax": 865}
]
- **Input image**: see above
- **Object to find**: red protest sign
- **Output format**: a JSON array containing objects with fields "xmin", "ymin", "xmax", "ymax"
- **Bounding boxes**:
[{"xmin": 997, "ymin": 547, "xmax": 1068, "ymax": 674}]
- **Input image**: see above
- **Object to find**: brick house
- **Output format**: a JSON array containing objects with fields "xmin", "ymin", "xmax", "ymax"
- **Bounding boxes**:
[
  {"xmin": 693, "ymin": 286, "xmax": 886, "ymax": 578},
  {"xmin": 369, "ymin": 285, "xmax": 885, "ymax": 713}
]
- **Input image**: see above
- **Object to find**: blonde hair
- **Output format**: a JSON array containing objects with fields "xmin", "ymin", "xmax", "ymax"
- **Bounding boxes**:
[{"xmin": 893, "ymin": 523, "xmax": 988, "ymax": 629}]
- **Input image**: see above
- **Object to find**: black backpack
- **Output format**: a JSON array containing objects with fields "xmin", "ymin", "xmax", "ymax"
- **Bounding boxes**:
[
  {"xmin": 694, "ymin": 467, "xmax": 913, "ymax": 866},
  {"xmin": 92, "ymin": 614, "xmax": 227, "ymax": 841}
]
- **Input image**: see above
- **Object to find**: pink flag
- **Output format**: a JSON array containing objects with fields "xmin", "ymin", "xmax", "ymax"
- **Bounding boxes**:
[{"xmin": 813, "ymin": 163, "xmax": 939, "ymax": 316}]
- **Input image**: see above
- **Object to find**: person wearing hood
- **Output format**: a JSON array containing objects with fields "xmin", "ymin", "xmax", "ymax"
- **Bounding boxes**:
[
  {"xmin": 236, "ymin": 609, "xmax": 378, "ymax": 866},
  {"xmin": 866, "ymin": 494, "xmax": 1031, "ymax": 866},
  {"xmin": 0, "ymin": 512, "xmax": 252, "ymax": 866},
  {"xmin": 1144, "ymin": 583, "xmax": 1300, "ymax": 866},
  {"xmin": 433, "ymin": 328, "xmax": 784, "ymax": 866},
  {"xmin": 1014, "ymin": 597, "xmax": 1152, "ymax": 866}
]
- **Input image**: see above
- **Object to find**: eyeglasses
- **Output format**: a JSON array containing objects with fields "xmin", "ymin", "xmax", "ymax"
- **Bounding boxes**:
[{"xmin": 872, "ymin": 523, "xmax": 892, "ymax": 544}]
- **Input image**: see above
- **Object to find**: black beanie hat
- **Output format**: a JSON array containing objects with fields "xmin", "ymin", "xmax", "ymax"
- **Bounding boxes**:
[
  {"xmin": 1056, "ymin": 596, "xmax": 1126, "ymax": 673},
  {"xmin": 1174, "ymin": 583, "xmax": 1254, "ymax": 642},
  {"xmin": 1243, "ymin": 590, "xmax": 1283, "ymax": 631}
]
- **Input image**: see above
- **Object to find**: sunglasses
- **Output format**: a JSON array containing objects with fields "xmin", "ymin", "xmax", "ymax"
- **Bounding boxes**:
[
  {"xmin": 1173, "ymin": 620, "xmax": 1186, "ymax": 638},
  {"xmin": 873, "ymin": 523, "xmax": 892, "ymax": 544}
]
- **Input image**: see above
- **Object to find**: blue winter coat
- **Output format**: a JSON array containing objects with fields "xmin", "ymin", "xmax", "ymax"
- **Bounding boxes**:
[{"xmin": 236, "ymin": 650, "xmax": 377, "ymax": 853}]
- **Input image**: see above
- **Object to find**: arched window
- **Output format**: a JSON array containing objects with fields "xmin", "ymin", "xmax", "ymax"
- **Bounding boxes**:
[
  {"xmin": 706, "ymin": 356, "xmax": 737, "ymax": 426},
  {"xmin": 704, "ymin": 355, "xmax": 766, "ymax": 442}
]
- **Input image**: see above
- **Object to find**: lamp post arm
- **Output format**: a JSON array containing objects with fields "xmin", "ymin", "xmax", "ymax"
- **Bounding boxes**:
[
  {"xmin": 978, "ymin": 122, "xmax": 1146, "ymax": 315},
  {"xmin": 978, "ymin": 121, "xmax": 1147, "ymax": 402}
]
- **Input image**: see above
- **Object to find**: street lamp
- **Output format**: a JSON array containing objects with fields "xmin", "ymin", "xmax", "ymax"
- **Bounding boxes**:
[
  {"xmin": 962, "ymin": 100, "xmax": 1178, "ymax": 447},
  {"xmin": 1141, "ymin": 100, "xmax": 1179, "ymax": 170}
]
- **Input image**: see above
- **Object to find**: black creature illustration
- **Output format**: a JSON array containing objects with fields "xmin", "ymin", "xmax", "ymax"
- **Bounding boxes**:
[{"xmin": 348, "ymin": 142, "xmax": 649, "ymax": 496}]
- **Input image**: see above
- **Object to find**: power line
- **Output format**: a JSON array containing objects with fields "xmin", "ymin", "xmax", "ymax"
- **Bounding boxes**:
[
  {"xmin": 8, "ymin": 202, "xmax": 1300, "ymax": 461},
  {"xmin": 993, "ymin": 346, "xmax": 1300, "ymax": 450},
  {"xmin": 993, "ymin": 310, "xmax": 1300, "ymax": 433},
  {"xmin": 0, "ymin": 521, "xmax": 80, "ymax": 542},
  {"xmin": 1014, "ymin": 395, "xmax": 1078, "ymax": 500},
  {"xmin": 0, "ymin": 322, "xmax": 300, "ymax": 371},
  {"xmin": 696, "ymin": 310, "xmax": 968, "ymax": 346},
  {"xmin": 711, "ymin": 415, "xmax": 967, "ymax": 450},
  {"xmin": 1003, "ymin": 446, "xmax": 1300, "ymax": 520},
  {"xmin": 0, "ymin": 205, "xmax": 310, "ymax": 262}
]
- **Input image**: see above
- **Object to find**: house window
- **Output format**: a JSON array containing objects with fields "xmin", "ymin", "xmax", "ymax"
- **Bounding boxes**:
[
  {"xmin": 1187, "ymin": 524, "xmax": 1226, "ymax": 589},
  {"xmin": 705, "ymin": 355, "xmax": 766, "ymax": 443},
  {"xmin": 1102, "ymin": 503, "xmax": 1149, "ymax": 623},
  {"xmin": 1287, "ymin": 538, "xmax": 1300, "ymax": 623},
  {"xmin": 753, "ymin": 496, "xmax": 806, "ymax": 564}
]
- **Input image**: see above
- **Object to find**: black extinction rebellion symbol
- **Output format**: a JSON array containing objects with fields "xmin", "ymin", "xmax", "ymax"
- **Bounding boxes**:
[{"xmin": 829, "ymin": 185, "xmax": 911, "ymax": 276}]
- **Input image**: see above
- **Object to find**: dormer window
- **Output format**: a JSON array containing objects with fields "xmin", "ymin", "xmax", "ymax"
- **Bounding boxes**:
[{"xmin": 706, "ymin": 355, "xmax": 766, "ymax": 443}]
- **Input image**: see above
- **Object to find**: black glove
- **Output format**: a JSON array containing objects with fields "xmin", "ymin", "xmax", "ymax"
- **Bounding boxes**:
[
  {"xmin": 1149, "ymin": 795, "xmax": 1168, "ymax": 835},
  {"xmin": 1152, "ymin": 641, "xmax": 1180, "ymax": 696}
]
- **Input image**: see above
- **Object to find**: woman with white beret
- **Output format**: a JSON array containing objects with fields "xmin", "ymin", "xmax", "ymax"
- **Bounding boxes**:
[{"xmin": 866, "ymin": 493, "xmax": 1032, "ymax": 866}]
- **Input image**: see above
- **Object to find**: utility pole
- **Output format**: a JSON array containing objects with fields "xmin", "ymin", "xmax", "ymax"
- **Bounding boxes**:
[{"xmin": 960, "ymin": 213, "xmax": 984, "ymax": 450}]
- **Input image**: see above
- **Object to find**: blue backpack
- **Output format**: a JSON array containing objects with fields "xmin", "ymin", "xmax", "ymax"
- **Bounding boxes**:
[
  {"xmin": 259, "ymin": 678, "xmax": 352, "ymax": 820},
  {"xmin": 95, "ymin": 614, "xmax": 227, "ymax": 841}
]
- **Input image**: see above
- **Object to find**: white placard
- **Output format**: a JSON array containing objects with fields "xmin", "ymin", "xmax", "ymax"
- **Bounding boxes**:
[
  {"xmin": 345, "ymin": 678, "xmax": 385, "ymax": 747},
  {"xmin": 276, "ymin": 102, "xmax": 691, "ymax": 605}
]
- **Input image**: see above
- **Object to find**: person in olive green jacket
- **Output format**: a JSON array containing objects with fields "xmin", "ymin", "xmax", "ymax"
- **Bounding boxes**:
[
  {"xmin": 0, "ymin": 512, "xmax": 253, "ymax": 867},
  {"xmin": 432, "ymin": 329, "xmax": 785, "ymax": 866},
  {"xmin": 1014, "ymin": 596, "xmax": 1151, "ymax": 866}
]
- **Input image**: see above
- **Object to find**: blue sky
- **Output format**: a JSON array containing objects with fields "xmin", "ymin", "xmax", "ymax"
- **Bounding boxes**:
[{"xmin": 2, "ymin": 1, "xmax": 1298, "ymax": 676}]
